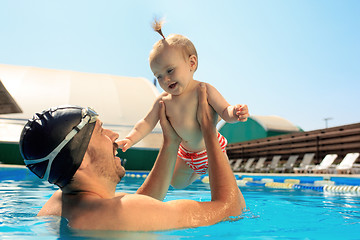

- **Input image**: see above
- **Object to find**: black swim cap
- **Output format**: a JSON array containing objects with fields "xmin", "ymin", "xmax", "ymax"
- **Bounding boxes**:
[{"xmin": 19, "ymin": 105, "xmax": 97, "ymax": 188}]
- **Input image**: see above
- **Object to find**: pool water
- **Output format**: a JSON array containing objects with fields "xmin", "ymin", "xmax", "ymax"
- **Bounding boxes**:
[{"xmin": 1, "ymin": 166, "xmax": 360, "ymax": 240}]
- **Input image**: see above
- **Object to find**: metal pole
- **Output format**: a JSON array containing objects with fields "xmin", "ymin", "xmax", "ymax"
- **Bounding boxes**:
[{"xmin": 323, "ymin": 117, "xmax": 333, "ymax": 128}]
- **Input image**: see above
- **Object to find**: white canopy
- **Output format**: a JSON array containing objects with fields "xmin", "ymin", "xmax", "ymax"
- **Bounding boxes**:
[{"xmin": 0, "ymin": 64, "xmax": 162, "ymax": 148}]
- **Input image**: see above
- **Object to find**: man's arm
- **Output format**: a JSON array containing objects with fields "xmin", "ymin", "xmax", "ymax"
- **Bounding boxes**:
[
  {"xmin": 136, "ymin": 100, "xmax": 181, "ymax": 200},
  {"xmin": 168, "ymin": 83, "xmax": 245, "ymax": 218},
  {"xmin": 197, "ymin": 83, "xmax": 245, "ymax": 209}
]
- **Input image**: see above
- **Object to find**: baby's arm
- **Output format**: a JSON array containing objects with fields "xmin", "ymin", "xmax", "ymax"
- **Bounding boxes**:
[
  {"xmin": 205, "ymin": 83, "xmax": 249, "ymax": 123},
  {"xmin": 117, "ymin": 94, "xmax": 165, "ymax": 152}
]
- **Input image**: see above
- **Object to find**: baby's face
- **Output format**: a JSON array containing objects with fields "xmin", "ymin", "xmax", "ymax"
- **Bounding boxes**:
[{"xmin": 150, "ymin": 47, "xmax": 195, "ymax": 96}]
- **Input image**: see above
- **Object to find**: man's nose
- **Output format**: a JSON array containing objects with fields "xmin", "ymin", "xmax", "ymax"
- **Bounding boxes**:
[
  {"xmin": 104, "ymin": 129, "xmax": 119, "ymax": 141},
  {"xmin": 111, "ymin": 131, "xmax": 120, "ymax": 141}
]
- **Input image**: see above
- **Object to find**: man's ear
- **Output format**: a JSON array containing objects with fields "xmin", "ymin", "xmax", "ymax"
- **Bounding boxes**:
[{"xmin": 189, "ymin": 55, "xmax": 198, "ymax": 71}]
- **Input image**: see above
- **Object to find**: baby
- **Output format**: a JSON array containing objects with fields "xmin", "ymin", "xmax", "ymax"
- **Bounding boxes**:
[{"xmin": 118, "ymin": 20, "xmax": 249, "ymax": 188}]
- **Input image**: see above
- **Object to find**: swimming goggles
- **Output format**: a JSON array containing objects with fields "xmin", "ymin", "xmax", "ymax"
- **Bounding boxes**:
[{"xmin": 24, "ymin": 107, "xmax": 98, "ymax": 181}]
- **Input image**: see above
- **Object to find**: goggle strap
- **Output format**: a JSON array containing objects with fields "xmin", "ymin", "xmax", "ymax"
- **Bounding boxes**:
[{"xmin": 24, "ymin": 115, "xmax": 92, "ymax": 181}]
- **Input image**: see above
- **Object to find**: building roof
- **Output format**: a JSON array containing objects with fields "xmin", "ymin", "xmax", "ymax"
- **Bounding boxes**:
[
  {"xmin": 0, "ymin": 64, "xmax": 162, "ymax": 148},
  {"xmin": 218, "ymin": 115, "xmax": 301, "ymax": 133},
  {"xmin": 250, "ymin": 115, "xmax": 301, "ymax": 132},
  {"xmin": 218, "ymin": 115, "xmax": 302, "ymax": 143}
]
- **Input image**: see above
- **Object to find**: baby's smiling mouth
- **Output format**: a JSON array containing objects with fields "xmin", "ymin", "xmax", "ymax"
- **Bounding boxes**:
[{"xmin": 168, "ymin": 82, "xmax": 177, "ymax": 89}]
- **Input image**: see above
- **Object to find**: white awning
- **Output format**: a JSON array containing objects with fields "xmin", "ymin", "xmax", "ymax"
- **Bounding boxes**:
[{"xmin": 0, "ymin": 64, "xmax": 162, "ymax": 148}]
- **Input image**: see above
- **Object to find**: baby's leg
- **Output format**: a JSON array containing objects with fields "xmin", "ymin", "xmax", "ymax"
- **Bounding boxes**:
[{"xmin": 171, "ymin": 156, "xmax": 201, "ymax": 189}]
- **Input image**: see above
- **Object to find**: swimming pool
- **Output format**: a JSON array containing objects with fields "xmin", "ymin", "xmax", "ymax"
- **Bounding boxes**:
[{"xmin": 1, "ymin": 166, "xmax": 360, "ymax": 239}]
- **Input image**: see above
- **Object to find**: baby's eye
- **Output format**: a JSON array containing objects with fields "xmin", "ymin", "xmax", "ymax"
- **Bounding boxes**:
[
  {"xmin": 156, "ymin": 75, "xmax": 162, "ymax": 80},
  {"xmin": 167, "ymin": 68, "xmax": 174, "ymax": 74}
]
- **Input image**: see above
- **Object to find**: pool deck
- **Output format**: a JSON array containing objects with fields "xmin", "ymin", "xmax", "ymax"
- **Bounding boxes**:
[{"xmin": 0, "ymin": 164, "xmax": 27, "ymax": 168}]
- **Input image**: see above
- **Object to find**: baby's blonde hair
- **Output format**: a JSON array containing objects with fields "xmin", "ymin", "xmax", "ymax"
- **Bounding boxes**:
[{"xmin": 150, "ymin": 18, "xmax": 198, "ymax": 71}]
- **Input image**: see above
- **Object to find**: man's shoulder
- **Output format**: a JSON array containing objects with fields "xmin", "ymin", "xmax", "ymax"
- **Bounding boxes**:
[
  {"xmin": 114, "ymin": 192, "xmax": 161, "ymax": 204},
  {"xmin": 38, "ymin": 189, "xmax": 62, "ymax": 216},
  {"xmin": 107, "ymin": 193, "xmax": 164, "ymax": 211},
  {"xmin": 114, "ymin": 192, "xmax": 128, "ymax": 198},
  {"xmin": 62, "ymin": 193, "xmax": 160, "ymax": 230}
]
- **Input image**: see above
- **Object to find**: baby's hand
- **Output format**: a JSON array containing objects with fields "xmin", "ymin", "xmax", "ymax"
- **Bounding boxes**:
[
  {"xmin": 116, "ymin": 138, "xmax": 133, "ymax": 152},
  {"xmin": 233, "ymin": 104, "xmax": 249, "ymax": 122}
]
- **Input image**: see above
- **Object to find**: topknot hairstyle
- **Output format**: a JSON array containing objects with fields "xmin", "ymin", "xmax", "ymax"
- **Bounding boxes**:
[
  {"xmin": 150, "ymin": 18, "xmax": 198, "ymax": 71},
  {"xmin": 152, "ymin": 17, "xmax": 165, "ymax": 39}
]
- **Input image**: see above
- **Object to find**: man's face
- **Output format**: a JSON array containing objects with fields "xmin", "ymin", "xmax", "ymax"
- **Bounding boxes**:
[{"xmin": 87, "ymin": 120, "xmax": 125, "ymax": 183}]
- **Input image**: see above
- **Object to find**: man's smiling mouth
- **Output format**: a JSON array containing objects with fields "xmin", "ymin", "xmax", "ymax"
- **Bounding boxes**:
[{"xmin": 113, "ymin": 143, "xmax": 118, "ymax": 157}]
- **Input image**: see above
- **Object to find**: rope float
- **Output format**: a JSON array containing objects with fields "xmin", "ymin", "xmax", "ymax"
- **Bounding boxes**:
[
  {"xmin": 124, "ymin": 172, "xmax": 360, "ymax": 195},
  {"xmin": 235, "ymin": 177, "xmax": 360, "ymax": 194},
  {"xmin": 265, "ymin": 182, "xmax": 295, "ymax": 189},
  {"xmin": 323, "ymin": 185, "xmax": 360, "ymax": 193},
  {"xmin": 125, "ymin": 172, "xmax": 148, "ymax": 178}
]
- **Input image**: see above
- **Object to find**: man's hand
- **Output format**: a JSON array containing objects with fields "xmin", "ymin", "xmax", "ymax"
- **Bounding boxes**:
[
  {"xmin": 233, "ymin": 104, "xmax": 249, "ymax": 122},
  {"xmin": 159, "ymin": 100, "xmax": 181, "ymax": 145},
  {"xmin": 197, "ymin": 83, "xmax": 218, "ymax": 130}
]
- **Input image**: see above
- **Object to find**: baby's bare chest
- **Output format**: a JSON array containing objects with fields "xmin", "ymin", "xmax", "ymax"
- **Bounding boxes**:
[{"xmin": 163, "ymin": 93, "xmax": 201, "ymax": 140}]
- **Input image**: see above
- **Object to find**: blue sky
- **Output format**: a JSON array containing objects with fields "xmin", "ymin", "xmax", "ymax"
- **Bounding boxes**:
[{"xmin": 0, "ymin": 0, "xmax": 359, "ymax": 131}]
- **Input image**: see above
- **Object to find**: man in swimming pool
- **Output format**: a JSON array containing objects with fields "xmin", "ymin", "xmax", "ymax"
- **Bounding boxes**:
[{"xmin": 19, "ymin": 83, "xmax": 246, "ymax": 231}]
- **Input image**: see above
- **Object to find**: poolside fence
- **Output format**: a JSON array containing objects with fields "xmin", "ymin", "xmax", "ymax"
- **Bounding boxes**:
[{"xmin": 227, "ymin": 122, "xmax": 360, "ymax": 166}]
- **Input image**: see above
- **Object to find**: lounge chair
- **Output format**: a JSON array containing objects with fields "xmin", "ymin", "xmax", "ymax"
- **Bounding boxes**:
[
  {"xmin": 260, "ymin": 155, "xmax": 281, "ymax": 173},
  {"xmin": 249, "ymin": 157, "xmax": 267, "ymax": 173},
  {"xmin": 275, "ymin": 155, "xmax": 299, "ymax": 173},
  {"xmin": 242, "ymin": 158, "xmax": 255, "ymax": 172},
  {"xmin": 293, "ymin": 153, "xmax": 315, "ymax": 174},
  {"xmin": 229, "ymin": 159, "xmax": 236, "ymax": 168},
  {"xmin": 330, "ymin": 153, "xmax": 360, "ymax": 174},
  {"xmin": 231, "ymin": 159, "xmax": 243, "ymax": 172},
  {"xmin": 350, "ymin": 163, "xmax": 360, "ymax": 174},
  {"xmin": 306, "ymin": 154, "xmax": 338, "ymax": 174}
]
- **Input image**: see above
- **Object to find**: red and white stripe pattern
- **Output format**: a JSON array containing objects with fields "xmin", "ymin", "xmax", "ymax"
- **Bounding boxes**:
[{"xmin": 178, "ymin": 133, "xmax": 228, "ymax": 175}]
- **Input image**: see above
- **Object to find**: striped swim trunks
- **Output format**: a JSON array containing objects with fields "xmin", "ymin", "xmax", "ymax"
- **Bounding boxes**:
[{"xmin": 178, "ymin": 132, "xmax": 228, "ymax": 175}]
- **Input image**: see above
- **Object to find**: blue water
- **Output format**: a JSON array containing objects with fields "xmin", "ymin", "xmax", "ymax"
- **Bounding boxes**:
[{"xmin": 1, "ymin": 167, "xmax": 360, "ymax": 239}]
